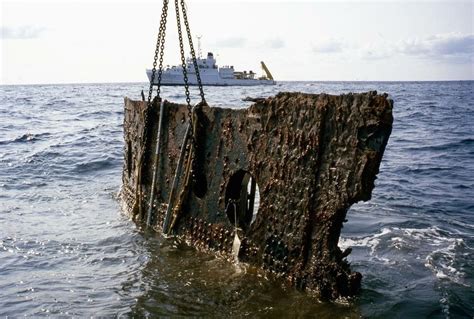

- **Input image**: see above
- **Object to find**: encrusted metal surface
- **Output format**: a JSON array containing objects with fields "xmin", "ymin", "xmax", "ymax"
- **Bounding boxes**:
[{"xmin": 121, "ymin": 91, "xmax": 393, "ymax": 299}]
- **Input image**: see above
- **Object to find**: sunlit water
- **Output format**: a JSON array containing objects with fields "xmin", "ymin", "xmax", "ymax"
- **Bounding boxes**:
[{"xmin": 0, "ymin": 81, "xmax": 472, "ymax": 317}]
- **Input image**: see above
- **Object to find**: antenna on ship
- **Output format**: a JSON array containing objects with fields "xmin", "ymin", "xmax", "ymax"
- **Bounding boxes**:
[{"xmin": 197, "ymin": 35, "xmax": 202, "ymax": 59}]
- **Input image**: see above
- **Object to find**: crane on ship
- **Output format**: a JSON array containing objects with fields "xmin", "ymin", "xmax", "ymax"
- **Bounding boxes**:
[{"xmin": 260, "ymin": 61, "xmax": 274, "ymax": 81}]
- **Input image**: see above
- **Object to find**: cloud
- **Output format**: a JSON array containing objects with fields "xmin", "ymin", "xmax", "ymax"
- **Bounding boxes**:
[
  {"xmin": 0, "ymin": 26, "xmax": 46, "ymax": 39},
  {"xmin": 312, "ymin": 38, "xmax": 345, "ymax": 54},
  {"xmin": 399, "ymin": 33, "xmax": 474, "ymax": 62},
  {"xmin": 264, "ymin": 37, "xmax": 285, "ymax": 49},
  {"xmin": 328, "ymin": 33, "xmax": 474, "ymax": 63},
  {"xmin": 215, "ymin": 36, "xmax": 247, "ymax": 48}
]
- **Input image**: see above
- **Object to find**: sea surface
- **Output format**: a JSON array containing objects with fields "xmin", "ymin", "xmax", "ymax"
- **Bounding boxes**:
[{"xmin": 0, "ymin": 81, "xmax": 472, "ymax": 318}]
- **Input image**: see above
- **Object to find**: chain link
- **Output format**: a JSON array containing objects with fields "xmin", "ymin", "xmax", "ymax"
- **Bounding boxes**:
[
  {"xmin": 143, "ymin": 0, "xmax": 169, "ymax": 159},
  {"xmin": 174, "ymin": 0, "xmax": 192, "ymax": 124},
  {"xmin": 156, "ymin": 1, "xmax": 169, "ymax": 97},
  {"xmin": 148, "ymin": 0, "xmax": 205, "ymax": 117},
  {"xmin": 178, "ymin": 0, "xmax": 206, "ymax": 187},
  {"xmin": 180, "ymin": 0, "xmax": 205, "ymax": 104},
  {"xmin": 145, "ymin": 0, "xmax": 206, "ymax": 164},
  {"xmin": 141, "ymin": 0, "xmax": 207, "ymax": 224},
  {"xmin": 147, "ymin": 0, "xmax": 169, "ymax": 105},
  {"xmin": 174, "ymin": 1, "xmax": 196, "ymax": 191}
]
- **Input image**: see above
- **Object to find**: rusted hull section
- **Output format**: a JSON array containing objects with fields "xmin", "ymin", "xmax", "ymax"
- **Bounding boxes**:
[{"xmin": 121, "ymin": 91, "xmax": 393, "ymax": 299}]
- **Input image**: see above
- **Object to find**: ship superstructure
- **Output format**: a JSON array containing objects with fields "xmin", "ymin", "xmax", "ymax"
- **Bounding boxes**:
[{"xmin": 147, "ymin": 52, "xmax": 275, "ymax": 86}]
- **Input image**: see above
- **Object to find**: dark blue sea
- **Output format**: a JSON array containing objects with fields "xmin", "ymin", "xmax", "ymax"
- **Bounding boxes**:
[{"xmin": 0, "ymin": 81, "xmax": 473, "ymax": 317}]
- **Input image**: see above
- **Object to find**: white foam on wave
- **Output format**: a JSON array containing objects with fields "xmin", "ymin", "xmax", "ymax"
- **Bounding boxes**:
[
  {"xmin": 424, "ymin": 237, "xmax": 469, "ymax": 286},
  {"xmin": 339, "ymin": 227, "xmax": 392, "ymax": 254},
  {"xmin": 340, "ymin": 225, "xmax": 471, "ymax": 286}
]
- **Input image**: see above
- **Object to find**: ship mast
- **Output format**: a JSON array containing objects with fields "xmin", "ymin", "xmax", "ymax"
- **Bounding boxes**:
[{"xmin": 197, "ymin": 35, "xmax": 202, "ymax": 59}]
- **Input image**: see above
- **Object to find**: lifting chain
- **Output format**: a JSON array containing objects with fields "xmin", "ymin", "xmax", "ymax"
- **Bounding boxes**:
[
  {"xmin": 173, "ymin": 0, "xmax": 206, "ymax": 193},
  {"xmin": 143, "ymin": 0, "xmax": 169, "ymax": 154},
  {"xmin": 156, "ymin": 1, "xmax": 169, "ymax": 98},
  {"xmin": 180, "ymin": 0, "xmax": 205, "ymax": 104},
  {"xmin": 141, "ymin": 0, "xmax": 207, "ymax": 228},
  {"xmin": 174, "ymin": 0, "xmax": 192, "ymax": 123},
  {"xmin": 135, "ymin": 0, "xmax": 169, "ymax": 222},
  {"xmin": 147, "ymin": 0, "xmax": 206, "ymax": 114},
  {"xmin": 144, "ymin": 0, "xmax": 206, "ymax": 137},
  {"xmin": 146, "ymin": 0, "xmax": 169, "ymax": 106},
  {"xmin": 143, "ymin": 0, "xmax": 206, "ymax": 154}
]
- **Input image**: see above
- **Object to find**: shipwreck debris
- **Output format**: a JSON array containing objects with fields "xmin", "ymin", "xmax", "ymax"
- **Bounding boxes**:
[
  {"xmin": 122, "ymin": 0, "xmax": 393, "ymax": 301},
  {"xmin": 121, "ymin": 90, "xmax": 393, "ymax": 299}
]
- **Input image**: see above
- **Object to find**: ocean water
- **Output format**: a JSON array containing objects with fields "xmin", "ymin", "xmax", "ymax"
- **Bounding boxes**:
[{"xmin": 0, "ymin": 81, "xmax": 472, "ymax": 318}]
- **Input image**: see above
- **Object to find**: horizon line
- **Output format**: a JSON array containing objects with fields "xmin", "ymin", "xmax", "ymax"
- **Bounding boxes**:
[{"xmin": 1, "ymin": 79, "xmax": 473, "ymax": 86}]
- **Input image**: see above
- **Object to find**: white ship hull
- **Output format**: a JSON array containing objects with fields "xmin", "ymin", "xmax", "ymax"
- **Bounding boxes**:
[{"xmin": 146, "ymin": 69, "xmax": 275, "ymax": 86}]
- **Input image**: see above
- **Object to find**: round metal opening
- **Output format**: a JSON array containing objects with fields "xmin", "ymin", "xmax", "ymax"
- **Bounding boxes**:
[{"xmin": 224, "ymin": 170, "xmax": 260, "ymax": 232}]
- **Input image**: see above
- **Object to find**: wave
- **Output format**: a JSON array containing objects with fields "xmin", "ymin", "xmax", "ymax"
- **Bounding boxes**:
[
  {"xmin": 76, "ymin": 110, "xmax": 116, "ymax": 119},
  {"xmin": 0, "ymin": 132, "xmax": 52, "ymax": 145},
  {"xmin": 402, "ymin": 138, "xmax": 474, "ymax": 152},
  {"xmin": 44, "ymin": 100, "xmax": 74, "ymax": 107},
  {"xmin": 459, "ymin": 138, "xmax": 474, "ymax": 145},
  {"xmin": 416, "ymin": 101, "xmax": 437, "ymax": 107},
  {"xmin": 73, "ymin": 157, "xmax": 117, "ymax": 173},
  {"xmin": 339, "ymin": 225, "xmax": 472, "ymax": 286},
  {"xmin": 424, "ymin": 238, "xmax": 467, "ymax": 285}
]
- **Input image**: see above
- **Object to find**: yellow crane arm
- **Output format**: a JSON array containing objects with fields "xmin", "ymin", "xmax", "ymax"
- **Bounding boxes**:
[{"xmin": 260, "ymin": 61, "xmax": 274, "ymax": 81}]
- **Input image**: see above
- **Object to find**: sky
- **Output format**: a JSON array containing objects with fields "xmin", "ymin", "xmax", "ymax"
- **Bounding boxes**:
[{"xmin": 1, "ymin": 0, "xmax": 473, "ymax": 84}]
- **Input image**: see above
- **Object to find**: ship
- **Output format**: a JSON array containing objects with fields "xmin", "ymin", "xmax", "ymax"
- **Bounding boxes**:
[{"xmin": 147, "ymin": 52, "xmax": 276, "ymax": 86}]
